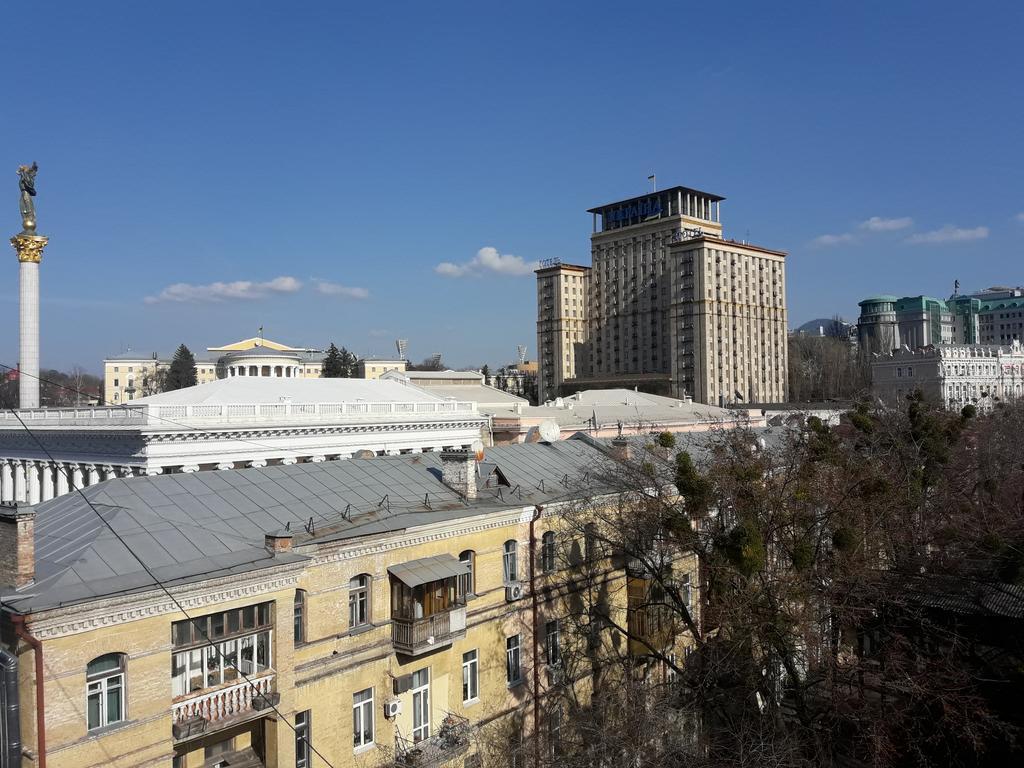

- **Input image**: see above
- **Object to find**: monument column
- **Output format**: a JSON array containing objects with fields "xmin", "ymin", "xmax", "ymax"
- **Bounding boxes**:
[{"xmin": 11, "ymin": 163, "xmax": 47, "ymax": 410}]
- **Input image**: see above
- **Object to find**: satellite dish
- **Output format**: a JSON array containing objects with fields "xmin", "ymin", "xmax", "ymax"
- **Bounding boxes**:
[
  {"xmin": 538, "ymin": 420, "xmax": 561, "ymax": 444},
  {"xmin": 470, "ymin": 439, "xmax": 485, "ymax": 461},
  {"xmin": 524, "ymin": 426, "xmax": 542, "ymax": 443},
  {"xmin": 353, "ymin": 449, "xmax": 376, "ymax": 459}
]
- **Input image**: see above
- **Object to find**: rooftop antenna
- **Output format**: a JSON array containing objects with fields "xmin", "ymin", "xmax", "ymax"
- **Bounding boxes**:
[
  {"xmin": 396, "ymin": 339, "xmax": 408, "ymax": 360},
  {"xmin": 648, "ymin": 173, "xmax": 657, "ymax": 192},
  {"xmin": 516, "ymin": 345, "xmax": 527, "ymax": 365},
  {"xmin": 954, "ymin": 279, "xmax": 960, "ymax": 297}
]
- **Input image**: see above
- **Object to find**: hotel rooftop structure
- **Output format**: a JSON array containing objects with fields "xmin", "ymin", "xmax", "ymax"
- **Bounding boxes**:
[{"xmin": 538, "ymin": 185, "xmax": 788, "ymax": 406}]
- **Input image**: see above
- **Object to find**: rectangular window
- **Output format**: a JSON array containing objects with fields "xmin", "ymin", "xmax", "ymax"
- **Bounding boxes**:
[
  {"xmin": 295, "ymin": 710, "xmax": 311, "ymax": 768},
  {"xmin": 293, "ymin": 590, "xmax": 306, "ymax": 644},
  {"xmin": 545, "ymin": 620, "xmax": 560, "ymax": 666},
  {"xmin": 171, "ymin": 604, "xmax": 273, "ymax": 696},
  {"xmin": 681, "ymin": 573, "xmax": 692, "ymax": 609},
  {"xmin": 462, "ymin": 650, "xmax": 479, "ymax": 703},
  {"xmin": 412, "ymin": 668, "xmax": 430, "ymax": 743},
  {"xmin": 353, "ymin": 688, "xmax": 374, "ymax": 749},
  {"xmin": 86, "ymin": 669, "xmax": 124, "ymax": 730},
  {"xmin": 506, "ymin": 635, "xmax": 522, "ymax": 684}
]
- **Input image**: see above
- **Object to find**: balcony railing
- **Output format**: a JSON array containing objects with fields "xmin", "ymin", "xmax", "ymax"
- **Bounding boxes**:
[
  {"xmin": 172, "ymin": 674, "xmax": 276, "ymax": 740},
  {"xmin": 395, "ymin": 713, "xmax": 472, "ymax": 768},
  {"xmin": 391, "ymin": 607, "xmax": 466, "ymax": 656}
]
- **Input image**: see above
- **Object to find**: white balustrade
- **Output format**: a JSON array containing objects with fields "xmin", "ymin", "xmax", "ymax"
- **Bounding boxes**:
[{"xmin": 173, "ymin": 674, "xmax": 274, "ymax": 724}]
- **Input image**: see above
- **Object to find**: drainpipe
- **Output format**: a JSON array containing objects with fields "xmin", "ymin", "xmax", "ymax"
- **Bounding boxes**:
[
  {"xmin": 11, "ymin": 615, "xmax": 44, "ymax": 768},
  {"xmin": 528, "ymin": 504, "xmax": 543, "ymax": 768}
]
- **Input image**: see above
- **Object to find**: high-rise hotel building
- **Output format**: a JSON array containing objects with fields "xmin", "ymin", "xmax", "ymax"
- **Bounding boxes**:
[{"xmin": 537, "ymin": 185, "xmax": 788, "ymax": 405}]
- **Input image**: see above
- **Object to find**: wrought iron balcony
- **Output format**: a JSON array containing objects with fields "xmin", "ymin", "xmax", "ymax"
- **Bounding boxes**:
[
  {"xmin": 394, "ymin": 713, "xmax": 472, "ymax": 768},
  {"xmin": 171, "ymin": 673, "xmax": 277, "ymax": 741},
  {"xmin": 391, "ymin": 606, "xmax": 466, "ymax": 656}
]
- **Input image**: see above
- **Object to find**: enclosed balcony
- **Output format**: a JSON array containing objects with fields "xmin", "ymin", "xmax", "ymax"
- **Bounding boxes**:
[
  {"xmin": 627, "ymin": 577, "xmax": 676, "ymax": 657},
  {"xmin": 389, "ymin": 555, "xmax": 470, "ymax": 657}
]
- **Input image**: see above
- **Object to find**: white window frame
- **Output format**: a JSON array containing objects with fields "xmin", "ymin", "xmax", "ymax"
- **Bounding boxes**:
[
  {"xmin": 86, "ymin": 654, "xmax": 126, "ymax": 731},
  {"xmin": 353, "ymin": 687, "xmax": 374, "ymax": 750},
  {"xmin": 348, "ymin": 574, "xmax": 371, "ymax": 629},
  {"xmin": 545, "ymin": 620, "xmax": 560, "ymax": 666},
  {"xmin": 295, "ymin": 709, "xmax": 311, "ymax": 768},
  {"xmin": 459, "ymin": 550, "xmax": 475, "ymax": 595},
  {"xmin": 503, "ymin": 540, "xmax": 518, "ymax": 583},
  {"xmin": 411, "ymin": 668, "xmax": 430, "ymax": 743},
  {"xmin": 462, "ymin": 649, "xmax": 479, "ymax": 704}
]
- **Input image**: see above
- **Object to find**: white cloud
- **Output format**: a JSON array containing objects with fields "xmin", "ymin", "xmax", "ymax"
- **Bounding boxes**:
[
  {"xmin": 145, "ymin": 276, "xmax": 302, "ymax": 304},
  {"xmin": 313, "ymin": 280, "xmax": 369, "ymax": 299},
  {"xmin": 861, "ymin": 216, "xmax": 912, "ymax": 232},
  {"xmin": 435, "ymin": 246, "xmax": 540, "ymax": 278},
  {"xmin": 906, "ymin": 225, "xmax": 989, "ymax": 244},
  {"xmin": 1014, "ymin": 212, "xmax": 1024, "ymax": 223},
  {"xmin": 811, "ymin": 233, "xmax": 855, "ymax": 247}
]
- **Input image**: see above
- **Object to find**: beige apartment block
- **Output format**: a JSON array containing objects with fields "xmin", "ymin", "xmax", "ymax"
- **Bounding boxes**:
[
  {"xmin": 536, "ymin": 263, "xmax": 591, "ymax": 403},
  {"xmin": 537, "ymin": 185, "xmax": 788, "ymax": 406},
  {"xmin": 0, "ymin": 436, "xmax": 699, "ymax": 768}
]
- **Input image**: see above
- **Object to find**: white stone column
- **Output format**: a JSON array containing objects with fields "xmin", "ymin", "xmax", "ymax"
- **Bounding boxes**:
[
  {"xmin": 27, "ymin": 462, "xmax": 40, "ymax": 505},
  {"xmin": 40, "ymin": 463, "xmax": 55, "ymax": 502},
  {"xmin": 216, "ymin": 462, "xmax": 233, "ymax": 471},
  {"xmin": 56, "ymin": 464, "xmax": 69, "ymax": 496},
  {"xmin": 102, "ymin": 465, "xmax": 116, "ymax": 481},
  {"xmin": 181, "ymin": 464, "xmax": 200, "ymax": 473},
  {"xmin": 310, "ymin": 455, "xmax": 325, "ymax": 463},
  {"xmin": 249, "ymin": 459, "xmax": 267, "ymax": 468},
  {"xmin": 86, "ymin": 464, "xmax": 100, "ymax": 486},
  {"xmin": 71, "ymin": 464, "xmax": 84, "ymax": 490},
  {"xmin": 19, "ymin": 260, "xmax": 41, "ymax": 409},
  {"xmin": 14, "ymin": 462, "xmax": 26, "ymax": 503},
  {"xmin": 280, "ymin": 457, "xmax": 297, "ymax": 466},
  {"xmin": 0, "ymin": 461, "xmax": 12, "ymax": 502},
  {"xmin": 144, "ymin": 467, "xmax": 164, "ymax": 477}
]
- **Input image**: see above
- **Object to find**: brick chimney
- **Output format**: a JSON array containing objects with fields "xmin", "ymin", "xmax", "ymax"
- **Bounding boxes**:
[
  {"xmin": 0, "ymin": 504, "xmax": 35, "ymax": 588},
  {"xmin": 440, "ymin": 450, "xmax": 477, "ymax": 500},
  {"xmin": 265, "ymin": 528, "xmax": 294, "ymax": 555},
  {"xmin": 610, "ymin": 437, "xmax": 631, "ymax": 462}
]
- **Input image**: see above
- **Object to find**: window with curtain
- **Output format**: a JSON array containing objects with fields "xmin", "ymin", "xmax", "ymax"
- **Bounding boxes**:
[
  {"xmin": 353, "ymin": 688, "xmax": 374, "ymax": 749},
  {"xmin": 294, "ymin": 589, "xmax": 306, "ymax": 644},
  {"xmin": 541, "ymin": 531, "xmax": 556, "ymax": 573}
]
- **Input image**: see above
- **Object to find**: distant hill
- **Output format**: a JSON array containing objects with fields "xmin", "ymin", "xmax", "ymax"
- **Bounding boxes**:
[{"xmin": 795, "ymin": 317, "xmax": 853, "ymax": 337}]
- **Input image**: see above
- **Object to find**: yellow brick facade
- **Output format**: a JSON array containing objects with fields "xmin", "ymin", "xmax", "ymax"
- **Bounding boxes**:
[{"xmin": 13, "ymin": 498, "xmax": 697, "ymax": 768}]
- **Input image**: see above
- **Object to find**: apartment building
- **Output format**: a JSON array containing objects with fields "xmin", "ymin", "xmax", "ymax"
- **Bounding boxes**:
[
  {"xmin": 537, "ymin": 185, "xmax": 788, "ymax": 406},
  {"xmin": 536, "ymin": 263, "xmax": 590, "ymax": 403},
  {"xmin": 0, "ymin": 436, "xmax": 698, "ymax": 768}
]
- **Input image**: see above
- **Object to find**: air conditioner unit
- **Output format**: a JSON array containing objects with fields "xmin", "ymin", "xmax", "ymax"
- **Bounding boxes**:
[
  {"xmin": 505, "ymin": 582, "xmax": 524, "ymax": 602},
  {"xmin": 384, "ymin": 699, "xmax": 402, "ymax": 719}
]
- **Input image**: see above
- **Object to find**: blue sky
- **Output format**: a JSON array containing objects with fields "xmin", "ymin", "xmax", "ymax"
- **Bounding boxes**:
[{"xmin": 1, "ymin": 1, "xmax": 1021, "ymax": 373}]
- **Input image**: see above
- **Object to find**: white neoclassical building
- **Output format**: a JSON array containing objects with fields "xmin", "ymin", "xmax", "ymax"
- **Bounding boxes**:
[
  {"xmin": 0, "ymin": 377, "xmax": 486, "ymax": 504},
  {"xmin": 872, "ymin": 341, "xmax": 1024, "ymax": 411}
]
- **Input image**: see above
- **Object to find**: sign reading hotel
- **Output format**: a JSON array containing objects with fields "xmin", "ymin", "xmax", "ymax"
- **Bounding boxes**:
[{"xmin": 605, "ymin": 196, "xmax": 663, "ymax": 224}]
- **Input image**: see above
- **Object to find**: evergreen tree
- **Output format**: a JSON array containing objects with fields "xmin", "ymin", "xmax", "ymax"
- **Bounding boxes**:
[
  {"xmin": 339, "ymin": 347, "xmax": 357, "ymax": 378},
  {"xmin": 165, "ymin": 344, "xmax": 198, "ymax": 391},
  {"xmin": 322, "ymin": 343, "xmax": 345, "ymax": 378}
]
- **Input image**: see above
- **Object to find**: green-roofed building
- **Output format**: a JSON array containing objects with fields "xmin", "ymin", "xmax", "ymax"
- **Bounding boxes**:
[{"xmin": 857, "ymin": 294, "xmax": 953, "ymax": 353}]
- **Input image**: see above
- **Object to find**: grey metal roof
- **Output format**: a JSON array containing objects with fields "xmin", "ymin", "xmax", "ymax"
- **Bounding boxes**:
[
  {"xmin": 2, "ymin": 428, "xmax": 785, "ymax": 614},
  {"xmin": 388, "ymin": 554, "xmax": 469, "ymax": 587}
]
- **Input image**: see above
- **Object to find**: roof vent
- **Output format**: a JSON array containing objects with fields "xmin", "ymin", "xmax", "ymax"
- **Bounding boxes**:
[{"xmin": 440, "ymin": 450, "xmax": 477, "ymax": 500}]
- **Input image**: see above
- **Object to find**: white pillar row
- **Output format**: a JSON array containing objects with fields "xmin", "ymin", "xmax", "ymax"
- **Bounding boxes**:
[
  {"xmin": 13, "ymin": 462, "xmax": 26, "ymax": 503},
  {"xmin": 27, "ymin": 463, "xmax": 40, "ymax": 505},
  {"xmin": 411, "ymin": 447, "xmax": 423, "ymax": 454},
  {"xmin": 86, "ymin": 464, "xmax": 100, "ymax": 486},
  {"xmin": 249, "ymin": 459, "xmax": 267, "ymax": 468},
  {"xmin": 216, "ymin": 462, "xmax": 234, "ymax": 471},
  {"xmin": 1, "ymin": 461, "xmax": 12, "ymax": 503},
  {"xmin": 71, "ymin": 464, "xmax": 84, "ymax": 490},
  {"xmin": 280, "ymin": 457, "xmax": 297, "ymax": 466},
  {"xmin": 56, "ymin": 465, "xmax": 69, "ymax": 496},
  {"xmin": 41, "ymin": 463, "xmax": 55, "ymax": 502},
  {"xmin": 310, "ymin": 455, "xmax": 325, "ymax": 463},
  {"xmin": 181, "ymin": 465, "xmax": 200, "ymax": 473},
  {"xmin": 102, "ymin": 466, "xmax": 116, "ymax": 482},
  {"xmin": 145, "ymin": 467, "xmax": 164, "ymax": 477}
]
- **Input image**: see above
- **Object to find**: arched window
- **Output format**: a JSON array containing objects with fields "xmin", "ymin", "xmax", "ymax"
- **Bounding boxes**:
[
  {"xmin": 294, "ymin": 589, "xmax": 307, "ymax": 644},
  {"xmin": 348, "ymin": 575, "xmax": 371, "ymax": 629},
  {"xmin": 86, "ymin": 653, "xmax": 126, "ymax": 731},
  {"xmin": 541, "ymin": 532, "xmax": 556, "ymax": 573},
  {"xmin": 458, "ymin": 550, "xmax": 475, "ymax": 596},
  {"xmin": 503, "ymin": 540, "xmax": 518, "ymax": 583}
]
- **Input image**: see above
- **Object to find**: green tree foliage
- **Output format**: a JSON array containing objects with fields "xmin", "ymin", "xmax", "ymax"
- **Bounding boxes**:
[
  {"xmin": 321, "ymin": 343, "xmax": 356, "ymax": 377},
  {"xmin": 655, "ymin": 430, "xmax": 676, "ymax": 449},
  {"xmin": 165, "ymin": 345, "xmax": 197, "ymax": 391}
]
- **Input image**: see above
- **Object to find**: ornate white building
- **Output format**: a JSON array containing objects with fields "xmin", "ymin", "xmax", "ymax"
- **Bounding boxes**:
[
  {"xmin": 0, "ymin": 378, "xmax": 485, "ymax": 504},
  {"xmin": 872, "ymin": 342, "xmax": 1024, "ymax": 411}
]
